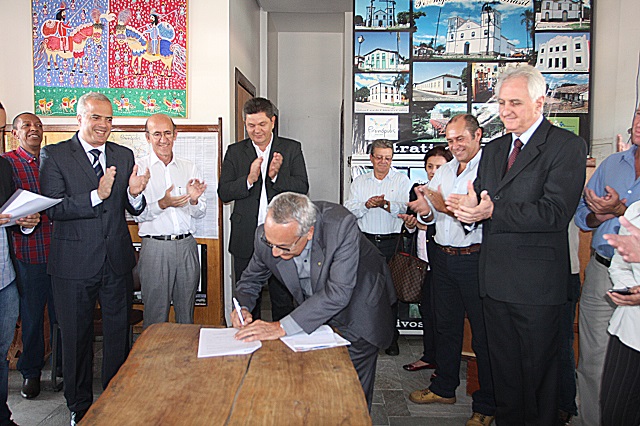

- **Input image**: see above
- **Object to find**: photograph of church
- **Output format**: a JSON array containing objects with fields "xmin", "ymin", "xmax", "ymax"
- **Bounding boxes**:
[
  {"xmin": 413, "ymin": 2, "xmax": 533, "ymax": 60},
  {"xmin": 535, "ymin": 0, "xmax": 591, "ymax": 30},
  {"xmin": 354, "ymin": 0, "xmax": 410, "ymax": 30}
]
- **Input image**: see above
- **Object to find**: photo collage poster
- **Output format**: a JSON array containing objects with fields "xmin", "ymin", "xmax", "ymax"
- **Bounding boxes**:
[
  {"xmin": 32, "ymin": 0, "xmax": 188, "ymax": 117},
  {"xmin": 353, "ymin": 0, "xmax": 592, "ymax": 160},
  {"xmin": 353, "ymin": 0, "xmax": 592, "ymax": 331}
]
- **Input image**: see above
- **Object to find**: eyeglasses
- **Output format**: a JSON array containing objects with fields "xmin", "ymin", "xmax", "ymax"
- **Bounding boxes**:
[
  {"xmin": 260, "ymin": 232, "xmax": 303, "ymax": 253},
  {"xmin": 147, "ymin": 130, "xmax": 174, "ymax": 140},
  {"xmin": 371, "ymin": 154, "xmax": 392, "ymax": 162}
]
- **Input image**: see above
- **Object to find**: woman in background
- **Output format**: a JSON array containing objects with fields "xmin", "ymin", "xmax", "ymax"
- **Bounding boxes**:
[{"xmin": 401, "ymin": 146, "xmax": 452, "ymax": 372}]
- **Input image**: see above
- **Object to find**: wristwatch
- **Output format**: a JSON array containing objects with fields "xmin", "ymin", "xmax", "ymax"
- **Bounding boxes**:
[{"xmin": 383, "ymin": 202, "xmax": 389, "ymax": 209}]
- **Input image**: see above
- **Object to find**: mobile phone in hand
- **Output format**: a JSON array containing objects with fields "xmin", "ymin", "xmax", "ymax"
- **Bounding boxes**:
[{"xmin": 609, "ymin": 287, "xmax": 633, "ymax": 296}]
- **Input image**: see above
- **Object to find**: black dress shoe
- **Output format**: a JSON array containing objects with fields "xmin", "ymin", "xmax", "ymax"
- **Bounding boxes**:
[
  {"xmin": 384, "ymin": 340, "xmax": 399, "ymax": 356},
  {"xmin": 21, "ymin": 377, "xmax": 40, "ymax": 399},
  {"xmin": 70, "ymin": 409, "xmax": 88, "ymax": 426},
  {"xmin": 402, "ymin": 361, "xmax": 437, "ymax": 371}
]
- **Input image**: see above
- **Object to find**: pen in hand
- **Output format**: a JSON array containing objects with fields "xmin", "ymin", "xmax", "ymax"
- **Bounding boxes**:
[{"xmin": 233, "ymin": 297, "xmax": 245, "ymax": 326}]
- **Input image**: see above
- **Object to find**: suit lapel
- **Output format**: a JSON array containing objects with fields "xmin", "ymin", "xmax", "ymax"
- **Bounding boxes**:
[
  {"xmin": 310, "ymin": 217, "xmax": 325, "ymax": 293},
  {"xmin": 70, "ymin": 135, "xmax": 100, "ymax": 184},
  {"xmin": 242, "ymin": 139, "xmax": 262, "ymax": 187}
]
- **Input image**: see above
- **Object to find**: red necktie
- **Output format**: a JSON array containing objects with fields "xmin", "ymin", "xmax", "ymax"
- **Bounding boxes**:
[{"xmin": 506, "ymin": 138, "xmax": 523, "ymax": 172}]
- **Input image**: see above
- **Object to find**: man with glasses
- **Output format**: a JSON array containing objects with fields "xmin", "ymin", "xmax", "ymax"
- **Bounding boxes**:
[
  {"xmin": 134, "ymin": 113, "xmax": 207, "ymax": 327},
  {"xmin": 344, "ymin": 139, "xmax": 411, "ymax": 356},
  {"xmin": 40, "ymin": 92, "xmax": 149, "ymax": 425},
  {"xmin": 232, "ymin": 192, "xmax": 396, "ymax": 410}
]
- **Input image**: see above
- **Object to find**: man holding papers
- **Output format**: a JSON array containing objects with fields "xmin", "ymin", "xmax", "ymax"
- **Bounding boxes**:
[{"xmin": 232, "ymin": 192, "xmax": 396, "ymax": 409}]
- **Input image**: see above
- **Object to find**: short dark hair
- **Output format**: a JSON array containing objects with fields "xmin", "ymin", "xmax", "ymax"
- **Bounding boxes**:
[
  {"xmin": 446, "ymin": 114, "xmax": 482, "ymax": 138},
  {"xmin": 243, "ymin": 97, "xmax": 276, "ymax": 120},
  {"xmin": 423, "ymin": 145, "xmax": 452, "ymax": 164},
  {"xmin": 369, "ymin": 139, "xmax": 394, "ymax": 155},
  {"xmin": 12, "ymin": 112, "xmax": 39, "ymax": 129},
  {"xmin": 0, "ymin": 102, "xmax": 4, "ymax": 110}
]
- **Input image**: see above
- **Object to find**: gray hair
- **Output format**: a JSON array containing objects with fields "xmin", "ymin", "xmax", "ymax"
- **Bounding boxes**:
[
  {"xmin": 77, "ymin": 92, "xmax": 110, "ymax": 116},
  {"xmin": 370, "ymin": 139, "xmax": 394, "ymax": 155},
  {"xmin": 267, "ymin": 192, "xmax": 317, "ymax": 236},
  {"xmin": 495, "ymin": 65, "xmax": 546, "ymax": 103}
]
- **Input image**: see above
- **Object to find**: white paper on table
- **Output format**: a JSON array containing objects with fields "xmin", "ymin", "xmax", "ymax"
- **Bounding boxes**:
[
  {"xmin": 197, "ymin": 328, "xmax": 262, "ymax": 358},
  {"xmin": 0, "ymin": 189, "xmax": 61, "ymax": 227},
  {"xmin": 280, "ymin": 325, "xmax": 351, "ymax": 352}
]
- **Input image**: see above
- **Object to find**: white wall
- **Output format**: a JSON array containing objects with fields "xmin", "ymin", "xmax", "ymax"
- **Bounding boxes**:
[
  {"xmin": 277, "ymin": 31, "xmax": 343, "ymax": 202},
  {"xmin": 589, "ymin": 0, "xmax": 640, "ymax": 162}
]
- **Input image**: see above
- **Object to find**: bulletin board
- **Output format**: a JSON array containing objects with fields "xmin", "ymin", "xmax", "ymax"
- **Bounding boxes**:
[{"xmin": 3, "ymin": 121, "xmax": 225, "ymax": 326}]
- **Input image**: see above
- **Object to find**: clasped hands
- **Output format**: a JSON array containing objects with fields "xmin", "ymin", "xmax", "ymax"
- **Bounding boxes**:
[
  {"xmin": 248, "ymin": 152, "xmax": 283, "ymax": 185},
  {"xmin": 230, "ymin": 308, "xmax": 285, "ymax": 341},
  {"xmin": 365, "ymin": 194, "xmax": 388, "ymax": 210},
  {"xmin": 158, "ymin": 179, "xmax": 207, "ymax": 210},
  {"xmin": 97, "ymin": 165, "xmax": 151, "ymax": 200},
  {"xmin": 584, "ymin": 186, "xmax": 627, "ymax": 224},
  {"xmin": 402, "ymin": 181, "xmax": 494, "ymax": 225}
]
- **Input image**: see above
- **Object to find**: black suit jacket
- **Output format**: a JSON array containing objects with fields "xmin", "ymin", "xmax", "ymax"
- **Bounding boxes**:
[
  {"xmin": 236, "ymin": 202, "xmax": 396, "ymax": 349},
  {"xmin": 218, "ymin": 135, "xmax": 309, "ymax": 259},
  {"xmin": 40, "ymin": 133, "xmax": 146, "ymax": 280},
  {"xmin": 474, "ymin": 118, "xmax": 586, "ymax": 305}
]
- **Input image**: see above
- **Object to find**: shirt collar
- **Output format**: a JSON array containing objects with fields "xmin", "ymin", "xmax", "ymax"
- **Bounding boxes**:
[
  {"xmin": 513, "ymin": 114, "xmax": 544, "ymax": 146},
  {"xmin": 78, "ymin": 135, "xmax": 105, "ymax": 155},
  {"xmin": 367, "ymin": 167, "xmax": 396, "ymax": 181},
  {"xmin": 148, "ymin": 147, "xmax": 176, "ymax": 167},
  {"xmin": 251, "ymin": 134, "xmax": 274, "ymax": 153},
  {"xmin": 16, "ymin": 146, "xmax": 38, "ymax": 163}
]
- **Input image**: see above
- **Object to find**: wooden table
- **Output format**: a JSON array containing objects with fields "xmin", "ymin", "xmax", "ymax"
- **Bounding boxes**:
[{"xmin": 82, "ymin": 323, "xmax": 371, "ymax": 425}]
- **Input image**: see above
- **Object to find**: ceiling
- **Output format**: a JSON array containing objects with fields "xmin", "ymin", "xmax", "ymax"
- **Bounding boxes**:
[{"xmin": 256, "ymin": 0, "xmax": 352, "ymax": 14}]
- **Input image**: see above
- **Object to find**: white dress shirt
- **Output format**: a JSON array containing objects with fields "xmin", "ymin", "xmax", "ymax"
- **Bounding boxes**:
[
  {"xmin": 425, "ymin": 150, "xmax": 483, "ymax": 247},
  {"xmin": 607, "ymin": 201, "xmax": 640, "ymax": 352},
  {"xmin": 344, "ymin": 168, "xmax": 411, "ymax": 234},
  {"xmin": 247, "ymin": 136, "xmax": 277, "ymax": 226},
  {"xmin": 135, "ymin": 150, "xmax": 206, "ymax": 236}
]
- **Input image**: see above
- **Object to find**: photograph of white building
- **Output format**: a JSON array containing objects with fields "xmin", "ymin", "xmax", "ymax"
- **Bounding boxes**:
[
  {"xmin": 536, "ymin": 33, "xmax": 590, "ymax": 72},
  {"xmin": 537, "ymin": 0, "xmax": 584, "ymax": 22},
  {"xmin": 360, "ymin": 48, "xmax": 408, "ymax": 72},
  {"xmin": 445, "ymin": 9, "xmax": 516, "ymax": 58},
  {"xmin": 415, "ymin": 74, "xmax": 464, "ymax": 96},
  {"xmin": 369, "ymin": 82, "xmax": 401, "ymax": 104}
]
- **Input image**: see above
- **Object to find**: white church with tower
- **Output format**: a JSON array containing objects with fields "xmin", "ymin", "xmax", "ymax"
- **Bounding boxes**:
[{"xmin": 445, "ymin": 8, "xmax": 515, "ymax": 57}]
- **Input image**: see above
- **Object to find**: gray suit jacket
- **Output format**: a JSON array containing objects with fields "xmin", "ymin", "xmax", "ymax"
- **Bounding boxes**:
[
  {"xmin": 235, "ymin": 201, "xmax": 396, "ymax": 348},
  {"xmin": 40, "ymin": 133, "xmax": 146, "ymax": 280}
]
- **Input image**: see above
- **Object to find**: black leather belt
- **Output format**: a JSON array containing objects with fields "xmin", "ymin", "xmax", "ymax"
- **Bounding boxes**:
[
  {"xmin": 594, "ymin": 251, "xmax": 611, "ymax": 268},
  {"xmin": 436, "ymin": 243, "xmax": 481, "ymax": 256},
  {"xmin": 363, "ymin": 233, "xmax": 400, "ymax": 242},
  {"xmin": 143, "ymin": 233, "xmax": 191, "ymax": 241}
]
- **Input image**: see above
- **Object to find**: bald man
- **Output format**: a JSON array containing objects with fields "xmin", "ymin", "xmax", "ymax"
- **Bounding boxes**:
[{"xmin": 134, "ymin": 113, "xmax": 207, "ymax": 327}]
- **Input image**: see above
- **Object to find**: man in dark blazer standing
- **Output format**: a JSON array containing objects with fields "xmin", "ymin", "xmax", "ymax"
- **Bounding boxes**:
[
  {"xmin": 231, "ymin": 192, "xmax": 396, "ymax": 409},
  {"xmin": 449, "ymin": 65, "xmax": 586, "ymax": 425},
  {"xmin": 218, "ymin": 97, "xmax": 309, "ymax": 321},
  {"xmin": 40, "ymin": 92, "xmax": 149, "ymax": 425}
]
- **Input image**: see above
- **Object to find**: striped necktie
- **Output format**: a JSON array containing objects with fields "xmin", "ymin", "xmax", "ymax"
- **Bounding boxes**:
[
  {"xmin": 89, "ymin": 149, "xmax": 104, "ymax": 179},
  {"xmin": 506, "ymin": 138, "xmax": 523, "ymax": 173}
]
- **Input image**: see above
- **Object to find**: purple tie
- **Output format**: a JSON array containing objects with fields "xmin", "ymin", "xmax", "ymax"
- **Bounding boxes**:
[{"xmin": 506, "ymin": 138, "xmax": 523, "ymax": 172}]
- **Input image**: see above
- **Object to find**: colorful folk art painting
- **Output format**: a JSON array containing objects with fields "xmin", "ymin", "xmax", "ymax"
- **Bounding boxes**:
[{"xmin": 32, "ymin": 0, "xmax": 187, "ymax": 117}]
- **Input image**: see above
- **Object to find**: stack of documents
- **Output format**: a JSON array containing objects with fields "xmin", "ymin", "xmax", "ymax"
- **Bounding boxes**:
[
  {"xmin": 197, "ymin": 328, "xmax": 261, "ymax": 358},
  {"xmin": 280, "ymin": 325, "xmax": 351, "ymax": 352},
  {"xmin": 0, "ymin": 189, "xmax": 61, "ymax": 227}
]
